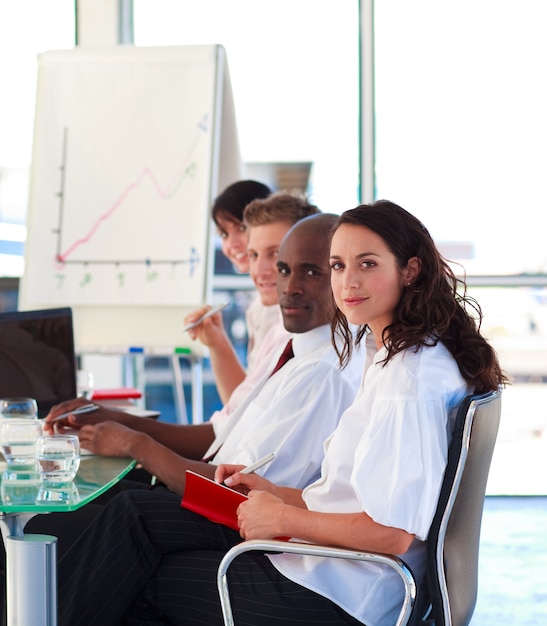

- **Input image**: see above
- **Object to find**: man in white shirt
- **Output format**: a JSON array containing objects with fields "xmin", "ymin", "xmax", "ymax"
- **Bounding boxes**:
[{"xmin": 203, "ymin": 191, "xmax": 317, "ymax": 419}]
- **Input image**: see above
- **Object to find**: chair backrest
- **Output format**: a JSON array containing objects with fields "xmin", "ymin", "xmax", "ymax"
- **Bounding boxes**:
[{"xmin": 424, "ymin": 388, "xmax": 502, "ymax": 626}]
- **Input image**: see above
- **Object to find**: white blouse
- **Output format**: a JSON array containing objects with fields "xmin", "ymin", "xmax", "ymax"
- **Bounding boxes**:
[{"xmin": 270, "ymin": 333, "xmax": 472, "ymax": 626}]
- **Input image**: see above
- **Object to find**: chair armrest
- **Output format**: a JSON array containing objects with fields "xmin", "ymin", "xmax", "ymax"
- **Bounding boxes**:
[{"xmin": 217, "ymin": 539, "xmax": 417, "ymax": 626}]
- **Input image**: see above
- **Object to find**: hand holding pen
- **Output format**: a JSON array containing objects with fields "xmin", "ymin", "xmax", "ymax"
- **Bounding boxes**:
[
  {"xmin": 43, "ymin": 402, "xmax": 100, "ymax": 433},
  {"xmin": 48, "ymin": 403, "xmax": 100, "ymax": 423},
  {"xmin": 239, "ymin": 453, "xmax": 276, "ymax": 474},
  {"xmin": 216, "ymin": 453, "xmax": 276, "ymax": 489},
  {"xmin": 183, "ymin": 302, "xmax": 229, "ymax": 341}
]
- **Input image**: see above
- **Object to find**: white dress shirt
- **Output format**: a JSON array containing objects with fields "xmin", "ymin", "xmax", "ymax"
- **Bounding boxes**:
[
  {"xmin": 245, "ymin": 296, "xmax": 284, "ymax": 373},
  {"xmin": 205, "ymin": 324, "xmax": 364, "ymax": 490},
  {"xmin": 208, "ymin": 312, "xmax": 291, "ymax": 425},
  {"xmin": 270, "ymin": 333, "xmax": 472, "ymax": 626}
]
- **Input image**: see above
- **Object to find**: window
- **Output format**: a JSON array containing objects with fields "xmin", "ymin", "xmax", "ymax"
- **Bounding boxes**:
[
  {"xmin": 374, "ymin": 0, "xmax": 547, "ymax": 276},
  {"xmin": 0, "ymin": 0, "xmax": 74, "ymax": 278},
  {"xmin": 134, "ymin": 0, "xmax": 360, "ymax": 212}
]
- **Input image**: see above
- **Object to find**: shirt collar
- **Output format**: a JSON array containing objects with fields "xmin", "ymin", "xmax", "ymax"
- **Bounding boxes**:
[{"xmin": 291, "ymin": 324, "xmax": 331, "ymax": 358}]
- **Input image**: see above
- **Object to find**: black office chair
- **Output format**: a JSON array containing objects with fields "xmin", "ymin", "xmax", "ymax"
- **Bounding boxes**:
[{"xmin": 217, "ymin": 388, "xmax": 502, "ymax": 626}]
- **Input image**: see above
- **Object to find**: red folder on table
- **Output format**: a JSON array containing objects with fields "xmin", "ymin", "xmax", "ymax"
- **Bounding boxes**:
[
  {"xmin": 91, "ymin": 387, "xmax": 142, "ymax": 400},
  {"xmin": 181, "ymin": 470, "xmax": 246, "ymax": 531}
]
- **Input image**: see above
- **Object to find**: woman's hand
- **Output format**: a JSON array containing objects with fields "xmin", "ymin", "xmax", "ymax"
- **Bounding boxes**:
[
  {"xmin": 214, "ymin": 463, "xmax": 245, "ymax": 484},
  {"xmin": 237, "ymin": 490, "xmax": 286, "ymax": 540},
  {"xmin": 215, "ymin": 464, "xmax": 279, "ymax": 496}
]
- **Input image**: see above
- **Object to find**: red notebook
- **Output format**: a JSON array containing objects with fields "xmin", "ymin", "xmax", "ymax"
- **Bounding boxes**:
[{"xmin": 181, "ymin": 470, "xmax": 246, "ymax": 531}]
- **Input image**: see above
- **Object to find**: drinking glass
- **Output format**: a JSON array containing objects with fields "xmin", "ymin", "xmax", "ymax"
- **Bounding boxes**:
[
  {"xmin": 0, "ymin": 397, "xmax": 39, "ymax": 420},
  {"xmin": 36, "ymin": 435, "xmax": 81, "ymax": 484},
  {"xmin": 0, "ymin": 419, "xmax": 43, "ymax": 467}
]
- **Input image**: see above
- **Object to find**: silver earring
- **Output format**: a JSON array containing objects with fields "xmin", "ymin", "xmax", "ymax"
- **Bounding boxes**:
[{"xmin": 407, "ymin": 282, "xmax": 411, "ymax": 287}]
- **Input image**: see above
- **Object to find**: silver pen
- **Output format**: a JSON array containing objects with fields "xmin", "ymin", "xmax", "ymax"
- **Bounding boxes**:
[
  {"xmin": 182, "ymin": 302, "xmax": 229, "ymax": 332},
  {"xmin": 48, "ymin": 403, "xmax": 99, "ymax": 423},
  {"xmin": 240, "ymin": 452, "xmax": 276, "ymax": 474}
]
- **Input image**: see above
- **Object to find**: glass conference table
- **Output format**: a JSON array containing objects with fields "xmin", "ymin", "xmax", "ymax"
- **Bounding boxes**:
[{"xmin": 0, "ymin": 455, "xmax": 136, "ymax": 626}]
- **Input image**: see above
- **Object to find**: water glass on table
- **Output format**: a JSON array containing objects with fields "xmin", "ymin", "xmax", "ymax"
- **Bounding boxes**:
[
  {"xmin": 0, "ymin": 419, "xmax": 43, "ymax": 467},
  {"xmin": 36, "ymin": 435, "xmax": 81, "ymax": 484},
  {"xmin": 0, "ymin": 397, "xmax": 39, "ymax": 420}
]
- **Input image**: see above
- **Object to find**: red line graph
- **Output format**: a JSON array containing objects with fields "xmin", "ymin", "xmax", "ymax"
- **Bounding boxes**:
[{"xmin": 56, "ymin": 119, "xmax": 206, "ymax": 264}]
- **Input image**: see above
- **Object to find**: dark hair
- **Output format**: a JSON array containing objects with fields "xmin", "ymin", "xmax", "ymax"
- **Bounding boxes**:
[
  {"xmin": 212, "ymin": 180, "xmax": 271, "ymax": 226},
  {"xmin": 331, "ymin": 200, "xmax": 507, "ymax": 393}
]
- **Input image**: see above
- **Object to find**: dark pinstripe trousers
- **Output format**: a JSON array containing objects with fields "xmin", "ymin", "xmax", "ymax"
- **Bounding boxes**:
[{"xmin": 57, "ymin": 487, "xmax": 364, "ymax": 626}]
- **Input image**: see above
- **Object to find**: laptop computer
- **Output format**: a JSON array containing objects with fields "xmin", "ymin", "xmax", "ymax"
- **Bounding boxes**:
[{"xmin": 0, "ymin": 307, "xmax": 77, "ymax": 418}]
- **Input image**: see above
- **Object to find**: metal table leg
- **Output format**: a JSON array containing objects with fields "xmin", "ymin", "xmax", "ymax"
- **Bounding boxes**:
[{"xmin": 1, "ymin": 515, "xmax": 57, "ymax": 626}]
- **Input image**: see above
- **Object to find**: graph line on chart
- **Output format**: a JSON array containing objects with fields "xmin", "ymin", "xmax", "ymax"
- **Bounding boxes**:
[{"xmin": 54, "ymin": 116, "xmax": 208, "ymax": 266}]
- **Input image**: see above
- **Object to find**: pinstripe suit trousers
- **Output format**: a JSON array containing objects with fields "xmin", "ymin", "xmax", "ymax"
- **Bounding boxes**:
[{"xmin": 57, "ymin": 487, "xmax": 363, "ymax": 626}]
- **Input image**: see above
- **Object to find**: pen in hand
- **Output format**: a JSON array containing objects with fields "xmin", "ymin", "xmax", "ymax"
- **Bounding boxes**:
[
  {"xmin": 47, "ymin": 403, "xmax": 100, "ymax": 423},
  {"xmin": 221, "ymin": 453, "xmax": 276, "ymax": 487},
  {"xmin": 240, "ymin": 452, "xmax": 276, "ymax": 475},
  {"xmin": 182, "ymin": 302, "xmax": 229, "ymax": 332}
]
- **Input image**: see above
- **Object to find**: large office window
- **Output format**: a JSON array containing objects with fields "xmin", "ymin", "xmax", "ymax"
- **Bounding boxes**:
[
  {"xmin": 0, "ymin": 0, "xmax": 74, "ymax": 277},
  {"xmin": 374, "ymin": 0, "xmax": 547, "ymax": 276},
  {"xmin": 133, "ymin": 0, "xmax": 360, "ymax": 214}
]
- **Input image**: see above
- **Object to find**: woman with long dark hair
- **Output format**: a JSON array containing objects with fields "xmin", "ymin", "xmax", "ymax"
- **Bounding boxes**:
[{"xmin": 215, "ymin": 201, "xmax": 507, "ymax": 625}]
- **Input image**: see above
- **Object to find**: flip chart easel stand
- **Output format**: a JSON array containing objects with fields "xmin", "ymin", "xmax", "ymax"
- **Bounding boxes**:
[
  {"xmin": 122, "ymin": 350, "xmax": 204, "ymax": 425},
  {"xmin": 170, "ymin": 353, "xmax": 204, "ymax": 424},
  {"xmin": 83, "ymin": 349, "xmax": 204, "ymax": 425}
]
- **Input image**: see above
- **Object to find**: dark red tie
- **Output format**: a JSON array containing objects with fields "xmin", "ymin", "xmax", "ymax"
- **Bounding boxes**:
[
  {"xmin": 268, "ymin": 339, "xmax": 294, "ymax": 378},
  {"xmin": 201, "ymin": 339, "xmax": 295, "ymax": 463}
]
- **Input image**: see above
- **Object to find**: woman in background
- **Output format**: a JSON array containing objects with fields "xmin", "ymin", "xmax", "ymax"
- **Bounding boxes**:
[{"xmin": 183, "ymin": 179, "xmax": 271, "ymax": 403}]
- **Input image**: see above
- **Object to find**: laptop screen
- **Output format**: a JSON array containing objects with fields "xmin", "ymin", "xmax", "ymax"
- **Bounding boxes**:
[{"xmin": 0, "ymin": 307, "xmax": 77, "ymax": 418}]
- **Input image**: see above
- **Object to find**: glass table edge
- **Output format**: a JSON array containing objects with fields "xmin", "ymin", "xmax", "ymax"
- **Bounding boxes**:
[{"xmin": 0, "ymin": 457, "xmax": 137, "ymax": 513}]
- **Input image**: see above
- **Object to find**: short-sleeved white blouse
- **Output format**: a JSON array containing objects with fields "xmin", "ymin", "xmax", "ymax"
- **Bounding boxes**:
[{"xmin": 269, "ymin": 333, "xmax": 472, "ymax": 626}]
